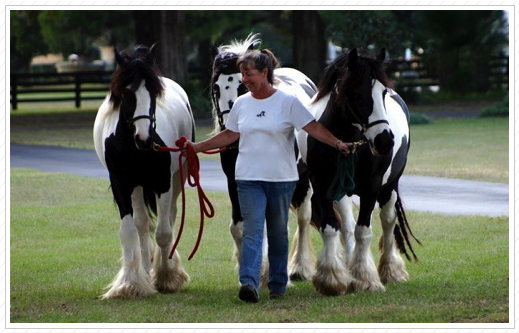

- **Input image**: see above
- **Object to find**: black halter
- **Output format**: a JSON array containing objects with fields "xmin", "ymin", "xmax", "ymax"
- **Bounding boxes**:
[
  {"xmin": 125, "ymin": 91, "xmax": 157, "ymax": 138},
  {"xmin": 343, "ymin": 87, "xmax": 389, "ymax": 133}
]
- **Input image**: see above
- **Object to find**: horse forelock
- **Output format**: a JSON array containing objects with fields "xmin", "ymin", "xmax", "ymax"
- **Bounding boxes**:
[
  {"xmin": 315, "ymin": 51, "xmax": 393, "ymax": 108},
  {"xmin": 109, "ymin": 53, "xmax": 164, "ymax": 110},
  {"xmin": 218, "ymin": 33, "xmax": 262, "ymax": 56}
]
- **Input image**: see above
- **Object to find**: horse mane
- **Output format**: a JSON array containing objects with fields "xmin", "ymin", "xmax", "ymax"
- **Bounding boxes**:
[
  {"xmin": 211, "ymin": 33, "xmax": 262, "ymax": 84},
  {"xmin": 217, "ymin": 33, "xmax": 262, "ymax": 57},
  {"xmin": 314, "ymin": 49, "xmax": 393, "ymax": 105},
  {"xmin": 109, "ymin": 45, "xmax": 164, "ymax": 109}
]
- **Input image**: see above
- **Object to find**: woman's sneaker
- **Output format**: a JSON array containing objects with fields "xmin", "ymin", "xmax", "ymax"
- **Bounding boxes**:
[{"xmin": 239, "ymin": 284, "xmax": 259, "ymax": 303}]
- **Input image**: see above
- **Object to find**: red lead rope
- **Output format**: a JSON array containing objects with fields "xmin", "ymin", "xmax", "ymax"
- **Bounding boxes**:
[{"xmin": 154, "ymin": 136, "xmax": 227, "ymax": 260}]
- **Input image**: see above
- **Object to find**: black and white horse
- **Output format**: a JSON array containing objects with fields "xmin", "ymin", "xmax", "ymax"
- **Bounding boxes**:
[
  {"xmin": 210, "ymin": 34, "xmax": 317, "ymax": 284},
  {"xmin": 93, "ymin": 44, "xmax": 195, "ymax": 298},
  {"xmin": 298, "ymin": 48, "xmax": 419, "ymax": 295}
]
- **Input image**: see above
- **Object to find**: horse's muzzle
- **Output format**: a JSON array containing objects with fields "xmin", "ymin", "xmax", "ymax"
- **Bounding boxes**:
[{"xmin": 134, "ymin": 134, "xmax": 154, "ymax": 151}]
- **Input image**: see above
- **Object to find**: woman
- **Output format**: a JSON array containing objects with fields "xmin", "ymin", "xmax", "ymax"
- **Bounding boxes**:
[{"xmin": 183, "ymin": 49, "xmax": 353, "ymax": 303}]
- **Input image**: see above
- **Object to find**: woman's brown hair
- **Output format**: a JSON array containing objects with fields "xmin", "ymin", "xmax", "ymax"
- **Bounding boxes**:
[{"xmin": 237, "ymin": 49, "xmax": 279, "ymax": 84}]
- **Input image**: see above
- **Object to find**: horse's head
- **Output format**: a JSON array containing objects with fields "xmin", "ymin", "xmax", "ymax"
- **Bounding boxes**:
[
  {"xmin": 340, "ymin": 48, "xmax": 394, "ymax": 156},
  {"xmin": 110, "ymin": 44, "xmax": 164, "ymax": 150},
  {"xmin": 210, "ymin": 34, "xmax": 260, "ymax": 130},
  {"xmin": 211, "ymin": 51, "xmax": 247, "ymax": 129}
]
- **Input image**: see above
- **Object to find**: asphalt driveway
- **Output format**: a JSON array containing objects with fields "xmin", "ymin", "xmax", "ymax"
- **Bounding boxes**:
[{"xmin": 10, "ymin": 143, "xmax": 509, "ymax": 217}]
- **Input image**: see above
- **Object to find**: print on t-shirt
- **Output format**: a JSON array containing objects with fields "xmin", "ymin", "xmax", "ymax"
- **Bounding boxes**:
[{"xmin": 256, "ymin": 111, "xmax": 266, "ymax": 117}]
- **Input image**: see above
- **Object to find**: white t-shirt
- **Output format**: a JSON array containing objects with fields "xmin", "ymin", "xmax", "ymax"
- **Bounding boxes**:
[{"xmin": 225, "ymin": 90, "xmax": 315, "ymax": 181}]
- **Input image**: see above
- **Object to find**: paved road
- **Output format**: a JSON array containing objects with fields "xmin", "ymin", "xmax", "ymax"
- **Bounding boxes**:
[{"xmin": 10, "ymin": 144, "xmax": 509, "ymax": 217}]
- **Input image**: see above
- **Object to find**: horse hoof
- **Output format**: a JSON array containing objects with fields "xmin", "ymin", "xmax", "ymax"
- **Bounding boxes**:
[
  {"xmin": 348, "ymin": 279, "xmax": 386, "ymax": 293},
  {"xmin": 290, "ymin": 273, "xmax": 305, "ymax": 281}
]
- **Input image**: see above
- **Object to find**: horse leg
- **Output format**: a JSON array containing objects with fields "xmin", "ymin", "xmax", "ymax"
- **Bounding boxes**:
[
  {"xmin": 229, "ymin": 219, "xmax": 243, "ymax": 269},
  {"xmin": 334, "ymin": 195, "xmax": 356, "ymax": 267},
  {"xmin": 378, "ymin": 189, "xmax": 409, "ymax": 284},
  {"xmin": 348, "ymin": 195, "xmax": 385, "ymax": 293},
  {"xmin": 311, "ymin": 196, "xmax": 352, "ymax": 296},
  {"xmin": 102, "ymin": 184, "xmax": 156, "ymax": 299},
  {"xmin": 226, "ymin": 176, "xmax": 246, "ymax": 279},
  {"xmin": 131, "ymin": 186, "xmax": 153, "ymax": 273},
  {"xmin": 152, "ymin": 169, "xmax": 189, "ymax": 293},
  {"xmin": 288, "ymin": 184, "xmax": 315, "ymax": 281},
  {"xmin": 259, "ymin": 224, "xmax": 270, "ymax": 288}
]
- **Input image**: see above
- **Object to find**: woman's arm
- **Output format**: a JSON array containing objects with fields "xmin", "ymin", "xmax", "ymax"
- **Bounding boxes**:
[
  {"xmin": 302, "ymin": 120, "xmax": 354, "ymax": 155},
  {"xmin": 184, "ymin": 129, "xmax": 240, "ymax": 153}
]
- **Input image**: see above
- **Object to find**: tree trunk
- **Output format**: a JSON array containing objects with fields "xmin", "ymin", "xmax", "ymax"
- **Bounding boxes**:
[
  {"xmin": 133, "ymin": 10, "xmax": 187, "ymax": 86},
  {"xmin": 292, "ymin": 10, "xmax": 326, "ymax": 84}
]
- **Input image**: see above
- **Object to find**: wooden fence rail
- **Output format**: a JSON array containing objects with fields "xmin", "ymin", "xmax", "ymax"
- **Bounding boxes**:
[
  {"xmin": 10, "ymin": 55, "xmax": 508, "ymax": 110},
  {"xmin": 10, "ymin": 71, "xmax": 112, "ymax": 110}
]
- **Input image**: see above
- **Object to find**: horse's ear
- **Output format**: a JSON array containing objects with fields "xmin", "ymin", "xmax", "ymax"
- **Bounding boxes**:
[
  {"xmin": 210, "ymin": 45, "xmax": 219, "ymax": 60},
  {"xmin": 348, "ymin": 48, "xmax": 359, "ymax": 71},
  {"xmin": 114, "ymin": 48, "xmax": 127, "ymax": 67},
  {"xmin": 146, "ymin": 42, "xmax": 158, "ymax": 66},
  {"xmin": 377, "ymin": 47, "xmax": 386, "ymax": 63}
]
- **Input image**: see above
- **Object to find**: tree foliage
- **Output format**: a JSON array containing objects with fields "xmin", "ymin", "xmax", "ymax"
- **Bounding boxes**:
[
  {"xmin": 407, "ymin": 10, "xmax": 508, "ymax": 93},
  {"xmin": 10, "ymin": 9, "xmax": 508, "ymax": 96},
  {"xmin": 321, "ymin": 10, "xmax": 412, "ymax": 58}
]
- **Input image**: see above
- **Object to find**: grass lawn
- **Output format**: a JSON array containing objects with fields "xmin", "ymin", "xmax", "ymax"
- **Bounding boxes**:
[
  {"xmin": 408, "ymin": 117, "xmax": 509, "ymax": 183},
  {"xmin": 10, "ymin": 168, "xmax": 509, "ymax": 323}
]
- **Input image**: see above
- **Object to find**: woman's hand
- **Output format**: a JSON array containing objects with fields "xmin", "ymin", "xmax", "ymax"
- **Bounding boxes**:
[
  {"xmin": 303, "ymin": 121, "xmax": 355, "ymax": 156},
  {"xmin": 335, "ymin": 140, "xmax": 355, "ymax": 156},
  {"xmin": 180, "ymin": 140, "xmax": 199, "ymax": 156}
]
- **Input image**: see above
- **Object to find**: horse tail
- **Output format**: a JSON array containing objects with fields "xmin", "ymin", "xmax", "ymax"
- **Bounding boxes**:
[
  {"xmin": 143, "ymin": 187, "xmax": 157, "ymax": 231},
  {"xmin": 393, "ymin": 193, "xmax": 421, "ymax": 262}
]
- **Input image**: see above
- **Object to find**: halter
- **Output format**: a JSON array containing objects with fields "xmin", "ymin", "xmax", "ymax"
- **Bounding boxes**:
[
  {"xmin": 343, "ymin": 87, "xmax": 389, "ymax": 133},
  {"xmin": 124, "ymin": 90, "xmax": 157, "ymax": 140}
]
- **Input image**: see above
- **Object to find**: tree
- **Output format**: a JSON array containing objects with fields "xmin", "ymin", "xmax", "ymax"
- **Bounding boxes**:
[
  {"xmin": 321, "ymin": 11, "xmax": 411, "ymax": 59},
  {"xmin": 292, "ymin": 10, "xmax": 326, "ymax": 84},
  {"xmin": 134, "ymin": 10, "xmax": 187, "ymax": 86},
  {"xmin": 38, "ymin": 11, "xmax": 133, "ymax": 61},
  {"xmin": 10, "ymin": 10, "xmax": 49, "ymax": 72},
  {"xmin": 409, "ymin": 10, "xmax": 508, "ymax": 93}
]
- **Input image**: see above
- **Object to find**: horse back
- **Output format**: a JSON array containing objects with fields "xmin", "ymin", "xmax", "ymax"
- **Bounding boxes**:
[{"xmin": 274, "ymin": 68, "xmax": 317, "ymax": 104}]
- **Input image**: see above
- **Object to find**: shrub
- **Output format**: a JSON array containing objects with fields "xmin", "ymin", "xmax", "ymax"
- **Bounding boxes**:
[
  {"xmin": 410, "ymin": 112, "xmax": 432, "ymax": 125},
  {"xmin": 480, "ymin": 95, "xmax": 509, "ymax": 117}
]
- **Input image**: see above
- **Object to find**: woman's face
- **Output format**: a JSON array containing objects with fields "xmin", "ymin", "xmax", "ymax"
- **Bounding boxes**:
[{"xmin": 239, "ymin": 63, "xmax": 268, "ymax": 96}]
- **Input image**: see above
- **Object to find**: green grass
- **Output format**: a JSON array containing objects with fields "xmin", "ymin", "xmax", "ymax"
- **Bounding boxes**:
[
  {"xmin": 10, "ymin": 168, "xmax": 509, "ymax": 323},
  {"xmin": 408, "ymin": 117, "xmax": 508, "ymax": 183}
]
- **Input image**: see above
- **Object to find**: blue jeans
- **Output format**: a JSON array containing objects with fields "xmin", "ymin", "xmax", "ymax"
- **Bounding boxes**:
[{"xmin": 236, "ymin": 180, "xmax": 297, "ymax": 294}]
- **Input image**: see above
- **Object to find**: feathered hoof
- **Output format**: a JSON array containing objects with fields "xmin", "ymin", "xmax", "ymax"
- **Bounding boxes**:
[
  {"xmin": 152, "ymin": 267, "xmax": 190, "ymax": 293},
  {"xmin": 312, "ymin": 268, "xmax": 351, "ymax": 296},
  {"xmin": 289, "ymin": 264, "xmax": 314, "ymax": 281},
  {"xmin": 101, "ymin": 270, "xmax": 156, "ymax": 299},
  {"xmin": 151, "ymin": 250, "xmax": 190, "ymax": 293},
  {"xmin": 102, "ymin": 282, "xmax": 156, "ymax": 299},
  {"xmin": 378, "ymin": 257, "xmax": 409, "ymax": 284},
  {"xmin": 348, "ymin": 279, "xmax": 386, "ymax": 293},
  {"xmin": 348, "ymin": 261, "xmax": 386, "ymax": 293}
]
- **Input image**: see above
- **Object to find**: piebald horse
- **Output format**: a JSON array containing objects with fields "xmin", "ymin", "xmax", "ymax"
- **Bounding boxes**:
[
  {"xmin": 210, "ymin": 34, "xmax": 317, "ymax": 284},
  {"xmin": 298, "ymin": 48, "xmax": 420, "ymax": 295},
  {"xmin": 93, "ymin": 44, "xmax": 195, "ymax": 298}
]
